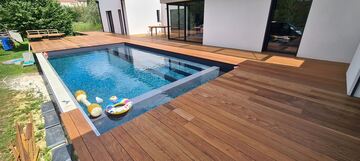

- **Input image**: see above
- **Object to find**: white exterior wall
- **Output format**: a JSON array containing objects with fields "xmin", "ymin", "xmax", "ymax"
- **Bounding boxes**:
[
  {"xmin": 98, "ymin": 0, "xmax": 161, "ymax": 35},
  {"xmin": 160, "ymin": 4, "xmax": 168, "ymax": 26},
  {"xmin": 98, "ymin": 0, "xmax": 123, "ymax": 34},
  {"xmin": 346, "ymin": 42, "xmax": 360, "ymax": 97},
  {"xmin": 124, "ymin": 0, "xmax": 161, "ymax": 34},
  {"xmin": 297, "ymin": 0, "xmax": 360, "ymax": 63},
  {"xmin": 202, "ymin": 0, "xmax": 271, "ymax": 52}
]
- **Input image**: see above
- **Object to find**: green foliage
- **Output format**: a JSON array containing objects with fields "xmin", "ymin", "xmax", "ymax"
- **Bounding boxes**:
[
  {"xmin": 72, "ymin": 22, "xmax": 102, "ymax": 32},
  {"xmin": 273, "ymin": 0, "xmax": 312, "ymax": 30},
  {"xmin": 0, "ymin": 41, "xmax": 37, "ymax": 78},
  {"xmin": 84, "ymin": 0, "xmax": 101, "ymax": 24},
  {"xmin": 64, "ymin": 5, "xmax": 81, "ymax": 22},
  {"xmin": 0, "ymin": 0, "xmax": 73, "ymax": 35},
  {"xmin": 0, "ymin": 88, "xmax": 45, "ymax": 160},
  {"xmin": 0, "ymin": 41, "xmax": 46, "ymax": 160},
  {"xmin": 64, "ymin": 0, "xmax": 102, "ymax": 32}
]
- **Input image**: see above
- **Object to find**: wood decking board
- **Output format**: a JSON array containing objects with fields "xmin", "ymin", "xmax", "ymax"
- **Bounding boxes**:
[
  {"xmin": 68, "ymin": 110, "xmax": 114, "ymax": 161},
  {"xmin": 98, "ymin": 132, "xmax": 133, "ymax": 161},
  {"xmin": 215, "ymin": 49, "xmax": 269, "ymax": 60},
  {"xmin": 110, "ymin": 127, "xmax": 153, "ymax": 161},
  {"xmin": 60, "ymin": 112, "xmax": 94, "ymax": 161},
  {"xmin": 38, "ymin": 32, "xmax": 359, "ymax": 161}
]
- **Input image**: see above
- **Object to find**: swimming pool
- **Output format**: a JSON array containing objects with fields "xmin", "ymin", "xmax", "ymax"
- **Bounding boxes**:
[{"xmin": 47, "ymin": 43, "xmax": 230, "ymax": 134}]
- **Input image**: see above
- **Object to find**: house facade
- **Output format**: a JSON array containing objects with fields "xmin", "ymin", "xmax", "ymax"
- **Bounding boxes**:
[
  {"xmin": 96, "ymin": 0, "xmax": 360, "ymax": 97},
  {"xmin": 97, "ymin": 0, "xmax": 162, "ymax": 35}
]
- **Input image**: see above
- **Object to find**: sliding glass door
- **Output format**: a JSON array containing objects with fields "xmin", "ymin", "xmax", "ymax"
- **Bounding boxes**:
[
  {"xmin": 185, "ymin": 0, "xmax": 204, "ymax": 43},
  {"xmin": 168, "ymin": 4, "xmax": 186, "ymax": 41},
  {"xmin": 167, "ymin": 0, "xmax": 204, "ymax": 43}
]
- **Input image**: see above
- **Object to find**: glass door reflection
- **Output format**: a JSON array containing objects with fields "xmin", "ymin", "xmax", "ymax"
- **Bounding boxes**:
[
  {"xmin": 168, "ymin": 4, "xmax": 185, "ymax": 41},
  {"xmin": 167, "ymin": 0, "xmax": 204, "ymax": 43}
]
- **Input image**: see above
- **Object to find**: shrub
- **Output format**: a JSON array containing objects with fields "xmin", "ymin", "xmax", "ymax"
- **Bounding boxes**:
[
  {"xmin": 65, "ymin": 0, "xmax": 101, "ymax": 24},
  {"xmin": 72, "ymin": 22, "xmax": 102, "ymax": 32},
  {"xmin": 0, "ymin": 0, "xmax": 73, "ymax": 36}
]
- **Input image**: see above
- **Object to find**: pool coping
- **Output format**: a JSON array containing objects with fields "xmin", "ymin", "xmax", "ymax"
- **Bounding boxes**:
[
  {"xmin": 36, "ymin": 52, "xmax": 101, "ymax": 135},
  {"xmin": 36, "ymin": 43, "xmax": 225, "ymax": 135}
]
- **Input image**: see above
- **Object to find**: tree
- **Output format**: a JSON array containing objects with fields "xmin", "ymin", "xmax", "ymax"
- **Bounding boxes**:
[
  {"xmin": 0, "ymin": 0, "xmax": 73, "ymax": 36},
  {"xmin": 274, "ymin": 0, "xmax": 312, "ymax": 30},
  {"xmin": 66, "ymin": 0, "xmax": 101, "ymax": 24}
]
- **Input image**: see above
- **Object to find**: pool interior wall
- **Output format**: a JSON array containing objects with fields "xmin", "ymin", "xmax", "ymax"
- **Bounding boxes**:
[{"xmin": 48, "ymin": 43, "xmax": 234, "ymax": 134}]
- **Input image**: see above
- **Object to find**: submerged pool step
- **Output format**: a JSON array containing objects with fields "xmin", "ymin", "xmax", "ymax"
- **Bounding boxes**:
[
  {"xmin": 155, "ymin": 66, "xmax": 190, "ymax": 80},
  {"xmin": 111, "ymin": 49, "xmax": 202, "ymax": 82},
  {"xmin": 111, "ymin": 48, "xmax": 204, "ymax": 73},
  {"xmin": 166, "ymin": 59, "xmax": 204, "ymax": 71},
  {"xmin": 145, "ymin": 68, "xmax": 178, "ymax": 82}
]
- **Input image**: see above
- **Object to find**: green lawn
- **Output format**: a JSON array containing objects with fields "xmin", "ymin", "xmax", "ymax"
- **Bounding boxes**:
[
  {"xmin": 0, "ymin": 42, "xmax": 37, "ymax": 78},
  {"xmin": 72, "ymin": 22, "xmax": 102, "ymax": 32},
  {"xmin": 0, "ymin": 42, "xmax": 50, "ymax": 160}
]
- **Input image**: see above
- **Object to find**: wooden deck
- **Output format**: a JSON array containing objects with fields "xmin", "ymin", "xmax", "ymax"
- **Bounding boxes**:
[{"xmin": 31, "ymin": 32, "xmax": 360, "ymax": 161}]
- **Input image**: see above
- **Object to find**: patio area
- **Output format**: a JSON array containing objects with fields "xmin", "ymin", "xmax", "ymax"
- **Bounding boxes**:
[{"xmin": 30, "ymin": 32, "xmax": 360, "ymax": 161}]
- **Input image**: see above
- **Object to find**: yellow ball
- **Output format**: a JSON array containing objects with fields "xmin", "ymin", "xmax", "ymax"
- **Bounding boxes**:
[
  {"xmin": 75, "ymin": 90, "xmax": 87, "ymax": 101},
  {"xmin": 88, "ymin": 103, "xmax": 102, "ymax": 117},
  {"xmin": 75, "ymin": 90, "xmax": 86, "ymax": 97}
]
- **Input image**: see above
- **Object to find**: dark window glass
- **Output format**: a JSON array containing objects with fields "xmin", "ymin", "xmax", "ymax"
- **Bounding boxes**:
[
  {"xmin": 264, "ymin": 0, "xmax": 312, "ymax": 55},
  {"xmin": 156, "ymin": 10, "xmax": 161, "ymax": 22}
]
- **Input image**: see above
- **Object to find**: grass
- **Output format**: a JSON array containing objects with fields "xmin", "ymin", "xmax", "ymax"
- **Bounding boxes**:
[
  {"xmin": 0, "ymin": 42, "xmax": 37, "ymax": 78},
  {"xmin": 72, "ymin": 22, "xmax": 102, "ymax": 32},
  {"xmin": 0, "ymin": 41, "xmax": 49, "ymax": 160}
]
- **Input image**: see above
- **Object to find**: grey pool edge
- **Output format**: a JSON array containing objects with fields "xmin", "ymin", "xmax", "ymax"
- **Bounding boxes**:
[
  {"xmin": 36, "ymin": 47, "xmax": 220, "ymax": 136},
  {"xmin": 132, "ymin": 66, "xmax": 219, "ymax": 104}
]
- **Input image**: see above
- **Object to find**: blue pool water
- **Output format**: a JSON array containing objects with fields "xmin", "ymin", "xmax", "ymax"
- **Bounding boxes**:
[{"xmin": 49, "ymin": 44, "xmax": 220, "ymax": 134}]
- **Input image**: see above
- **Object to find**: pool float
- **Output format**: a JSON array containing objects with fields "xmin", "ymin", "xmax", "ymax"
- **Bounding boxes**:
[
  {"xmin": 75, "ymin": 90, "xmax": 102, "ymax": 118},
  {"xmin": 96, "ymin": 97, "xmax": 103, "ymax": 104},
  {"xmin": 105, "ymin": 96, "xmax": 132, "ymax": 116}
]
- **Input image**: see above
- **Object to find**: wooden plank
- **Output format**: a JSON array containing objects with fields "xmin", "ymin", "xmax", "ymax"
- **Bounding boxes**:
[
  {"xmin": 60, "ymin": 112, "xmax": 94, "ymax": 161},
  {"xmin": 68, "ymin": 109, "xmax": 113, "ymax": 161},
  {"xmin": 171, "ymin": 95, "xmax": 334, "ymax": 161},
  {"xmin": 110, "ymin": 127, "xmax": 154, "ymax": 161},
  {"xmin": 172, "ymin": 98, "xmax": 299, "ymax": 161},
  {"xmin": 132, "ymin": 113, "xmax": 205, "ymax": 161},
  {"xmin": 121, "ymin": 121, "xmax": 173, "ymax": 161},
  {"xmin": 149, "ymin": 106, "xmax": 235, "ymax": 161},
  {"xmin": 172, "ymin": 108, "xmax": 194, "ymax": 121},
  {"xmin": 216, "ymin": 49, "xmax": 268, "ymax": 60},
  {"xmin": 15, "ymin": 124, "xmax": 29, "ymax": 161},
  {"xmin": 179, "ymin": 81, "xmax": 358, "ymax": 161},
  {"xmin": 99, "ymin": 132, "xmax": 133, "ymax": 161},
  {"xmin": 183, "ymin": 122, "xmax": 254, "ymax": 160},
  {"xmin": 142, "ymin": 111, "xmax": 216, "ymax": 161},
  {"xmin": 147, "ymin": 105, "xmax": 272, "ymax": 160}
]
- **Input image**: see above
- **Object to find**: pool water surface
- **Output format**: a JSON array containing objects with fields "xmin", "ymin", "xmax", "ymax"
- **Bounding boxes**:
[{"xmin": 49, "ymin": 44, "xmax": 221, "ymax": 134}]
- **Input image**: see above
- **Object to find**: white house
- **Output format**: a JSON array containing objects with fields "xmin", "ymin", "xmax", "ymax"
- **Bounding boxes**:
[
  {"xmin": 97, "ymin": 0, "xmax": 162, "ymax": 35},
  {"xmin": 96, "ymin": 0, "xmax": 360, "ymax": 97}
]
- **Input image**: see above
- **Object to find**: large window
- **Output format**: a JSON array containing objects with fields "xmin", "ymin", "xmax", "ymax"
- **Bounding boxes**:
[
  {"xmin": 167, "ymin": 0, "xmax": 204, "ymax": 43},
  {"xmin": 106, "ymin": 11, "xmax": 115, "ymax": 33},
  {"xmin": 264, "ymin": 0, "xmax": 312, "ymax": 55}
]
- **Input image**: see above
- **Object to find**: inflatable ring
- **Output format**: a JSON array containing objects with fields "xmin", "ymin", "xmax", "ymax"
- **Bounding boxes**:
[{"xmin": 105, "ymin": 98, "xmax": 132, "ymax": 115}]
